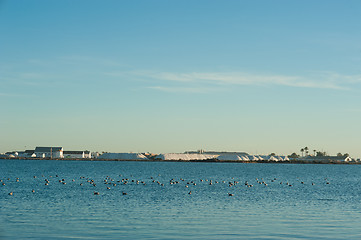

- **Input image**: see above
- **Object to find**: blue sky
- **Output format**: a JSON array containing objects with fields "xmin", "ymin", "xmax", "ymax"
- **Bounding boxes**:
[{"xmin": 1, "ymin": 0, "xmax": 361, "ymax": 157}]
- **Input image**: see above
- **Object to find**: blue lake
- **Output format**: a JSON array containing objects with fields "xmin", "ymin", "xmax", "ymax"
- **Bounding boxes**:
[{"xmin": 1, "ymin": 159, "xmax": 361, "ymax": 239}]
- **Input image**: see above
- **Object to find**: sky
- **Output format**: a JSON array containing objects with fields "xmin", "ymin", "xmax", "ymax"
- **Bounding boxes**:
[{"xmin": 1, "ymin": 0, "xmax": 361, "ymax": 157}]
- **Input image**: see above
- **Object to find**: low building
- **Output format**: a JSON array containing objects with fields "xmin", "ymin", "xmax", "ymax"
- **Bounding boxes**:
[
  {"xmin": 34, "ymin": 147, "xmax": 63, "ymax": 158},
  {"xmin": 25, "ymin": 150, "xmax": 36, "ymax": 157},
  {"xmin": 63, "ymin": 151, "xmax": 91, "ymax": 159}
]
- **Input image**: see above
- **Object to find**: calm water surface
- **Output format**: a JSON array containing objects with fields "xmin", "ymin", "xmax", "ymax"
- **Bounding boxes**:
[{"xmin": 1, "ymin": 160, "xmax": 361, "ymax": 239}]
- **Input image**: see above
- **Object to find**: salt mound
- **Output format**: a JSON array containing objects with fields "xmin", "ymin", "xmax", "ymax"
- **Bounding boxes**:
[
  {"xmin": 98, "ymin": 153, "xmax": 148, "ymax": 160},
  {"xmin": 217, "ymin": 154, "xmax": 244, "ymax": 161},
  {"xmin": 249, "ymin": 155, "xmax": 259, "ymax": 161},
  {"xmin": 155, "ymin": 153, "xmax": 217, "ymax": 161}
]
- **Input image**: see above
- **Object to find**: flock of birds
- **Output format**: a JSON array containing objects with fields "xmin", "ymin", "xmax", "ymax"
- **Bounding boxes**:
[{"xmin": 1, "ymin": 174, "xmax": 331, "ymax": 198}]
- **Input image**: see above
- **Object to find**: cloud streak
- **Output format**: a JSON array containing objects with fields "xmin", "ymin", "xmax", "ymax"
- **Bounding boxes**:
[
  {"xmin": 139, "ymin": 71, "xmax": 361, "ymax": 92},
  {"xmin": 4, "ymin": 55, "xmax": 361, "ymax": 94}
]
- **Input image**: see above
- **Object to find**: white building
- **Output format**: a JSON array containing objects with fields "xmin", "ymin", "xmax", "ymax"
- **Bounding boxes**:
[{"xmin": 34, "ymin": 147, "xmax": 63, "ymax": 158}]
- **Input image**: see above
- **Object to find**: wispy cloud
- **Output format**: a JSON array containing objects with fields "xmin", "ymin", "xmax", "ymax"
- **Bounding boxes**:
[
  {"xmin": 5, "ymin": 55, "xmax": 361, "ymax": 94},
  {"xmin": 136, "ymin": 71, "xmax": 361, "ymax": 92}
]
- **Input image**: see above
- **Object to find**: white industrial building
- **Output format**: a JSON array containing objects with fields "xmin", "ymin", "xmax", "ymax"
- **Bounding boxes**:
[{"xmin": 34, "ymin": 147, "xmax": 64, "ymax": 158}]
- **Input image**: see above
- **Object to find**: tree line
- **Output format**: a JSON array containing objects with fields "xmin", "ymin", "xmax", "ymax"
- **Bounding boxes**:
[{"xmin": 287, "ymin": 147, "xmax": 349, "ymax": 159}]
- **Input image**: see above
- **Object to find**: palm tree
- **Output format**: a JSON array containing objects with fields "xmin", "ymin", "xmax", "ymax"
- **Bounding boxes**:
[
  {"xmin": 300, "ymin": 148, "xmax": 304, "ymax": 157},
  {"xmin": 313, "ymin": 150, "xmax": 316, "ymax": 156},
  {"xmin": 304, "ymin": 147, "xmax": 309, "ymax": 156}
]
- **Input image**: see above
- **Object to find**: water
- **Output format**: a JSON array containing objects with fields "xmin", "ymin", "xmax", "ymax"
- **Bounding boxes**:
[{"xmin": 1, "ymin": 159, "xmax": 361, "ymax": 239}]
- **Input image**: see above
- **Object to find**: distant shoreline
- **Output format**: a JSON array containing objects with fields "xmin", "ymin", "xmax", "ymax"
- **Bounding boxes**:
[{"xmin": 1, "ymin": 157, "xmax": 360, "ymax": 164}]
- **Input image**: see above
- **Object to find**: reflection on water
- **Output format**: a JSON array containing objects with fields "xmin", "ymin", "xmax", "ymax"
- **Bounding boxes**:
[{"xmin": 1, "ymin": 160, "xmax": 361, "ymax": 239}]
